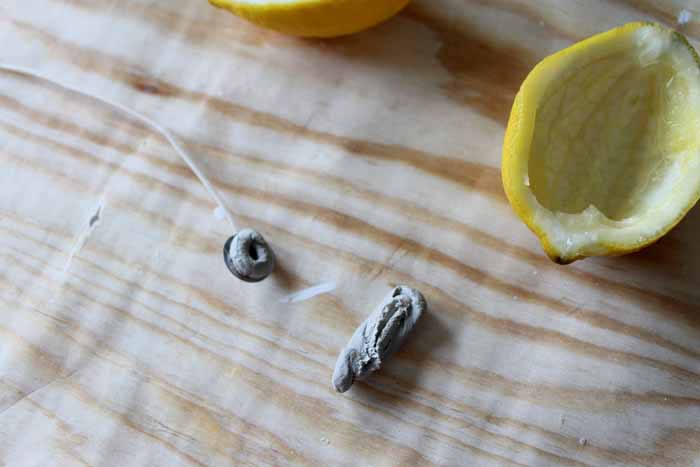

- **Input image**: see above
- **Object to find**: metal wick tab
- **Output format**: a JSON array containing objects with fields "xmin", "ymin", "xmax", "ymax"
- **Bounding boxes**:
[{"xmin": 223, "ymin": 228, "xmax": 275, "ymax": 283}]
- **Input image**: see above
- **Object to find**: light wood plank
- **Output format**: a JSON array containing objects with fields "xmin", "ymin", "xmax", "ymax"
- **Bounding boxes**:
[{"xmin": 1, "ymin": 1, "xmax": 700, "ymax": 465}]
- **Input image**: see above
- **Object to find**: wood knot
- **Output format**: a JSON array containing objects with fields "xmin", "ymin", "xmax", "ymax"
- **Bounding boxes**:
[{"xmin": 128, "ymin": 73, "xmax": 176, "ymax": 97}]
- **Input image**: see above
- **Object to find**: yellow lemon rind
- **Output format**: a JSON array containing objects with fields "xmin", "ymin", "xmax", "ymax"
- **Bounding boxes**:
[
  {"xmin": 209, "ymin": 0, "xmax": 411, "ymax": 38},
  {"xmin": 502, "ymin": 22, "xmax": 700, "ymax": 264}
]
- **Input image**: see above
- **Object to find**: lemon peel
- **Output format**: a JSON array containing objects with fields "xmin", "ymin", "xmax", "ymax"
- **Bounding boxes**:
[
  {"xmin": 503, "ymin": 23, "xmax": 700, "ymax": 263},
  {"xmin": 209, "ymin": 0, "xmax": 410, "ymax": 38}
]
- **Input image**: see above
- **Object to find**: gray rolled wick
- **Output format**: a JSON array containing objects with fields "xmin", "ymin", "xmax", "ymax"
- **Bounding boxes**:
[
  {"xmin": 332, "ymin": 285, "xmax": 426, "ymax": 393},
  {"xmin": 223, "ymin": 228, "xmax": 275, "ymax": 283}
]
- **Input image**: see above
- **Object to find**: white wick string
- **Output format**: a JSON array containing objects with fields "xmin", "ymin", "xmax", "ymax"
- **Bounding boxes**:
[
  {"xmin": 279, "ymin": 281, "xmax": 336, "ymax": 303},
  {"xmin": 0, "ymin": 63, "xmax": 238, "ymax": 232}
]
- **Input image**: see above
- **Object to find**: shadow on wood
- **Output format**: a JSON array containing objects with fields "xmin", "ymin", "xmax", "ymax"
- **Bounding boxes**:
[
  {"xmin": 268, "ymin": 253, "xmax": 300, "ymax": 292},
  {"xmin": 596, "ymin": 205, "xmax": 700, "ymax": 310},
  {"xmin": 297, "ymin": 3, "xmax": 536, "ymax": 127}
]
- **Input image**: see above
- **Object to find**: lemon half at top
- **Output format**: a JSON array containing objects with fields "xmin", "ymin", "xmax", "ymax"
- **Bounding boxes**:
[
  {"xmin": 502, "ymin": 23, "xmax": 700, "ymax": 264},
  {"xmin": 209, "ymin": 0, "xmax": 410, "ymax": 37}
]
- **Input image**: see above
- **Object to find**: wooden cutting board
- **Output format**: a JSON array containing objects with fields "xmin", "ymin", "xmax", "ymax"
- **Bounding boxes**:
[{"xmin": 1, "ymin": 1, "xmax": 699, "ymax": 465}]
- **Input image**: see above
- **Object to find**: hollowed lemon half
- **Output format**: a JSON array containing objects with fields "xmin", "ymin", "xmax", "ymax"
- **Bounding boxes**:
[
  {"xmin": 208, "ymin": 0, "xmax": 410, "ymax": 38},
  {"xmin": 502, "ymin": 22, "xmax": 700, "ymax": 264}
]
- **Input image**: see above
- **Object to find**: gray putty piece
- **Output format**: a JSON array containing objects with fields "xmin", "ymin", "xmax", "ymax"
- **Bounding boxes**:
[
  {"xmin": 332, "ymin": 286, "xmax": 426, "ymax": 393},
  {"xmin": 223, "ymin": 229, "xmax": 275, "ymax": 283}
]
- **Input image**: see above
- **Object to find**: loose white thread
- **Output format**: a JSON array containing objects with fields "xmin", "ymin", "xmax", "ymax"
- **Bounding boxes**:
[
  {"xmin": 0, "ymin": 63, "xmax": 237, "ymax": 231},
  {"xmin": 279, "ymin": 281, "xmax": 336, "ymax": 303}
]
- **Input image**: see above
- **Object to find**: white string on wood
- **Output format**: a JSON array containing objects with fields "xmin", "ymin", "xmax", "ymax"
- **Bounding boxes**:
[
  {"xmin": 279, "ymin": 281, "xmax": 336, "ymax": 303},
  {"xmin": 0, "ymin": 63, "xmax": 238, "ymax": 232}
]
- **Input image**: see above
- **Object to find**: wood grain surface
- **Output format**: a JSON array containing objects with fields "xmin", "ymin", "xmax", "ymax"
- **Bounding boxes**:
[{"xmin": 2, "ymin": 1, "xmax": 700, "ymax": 465}]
